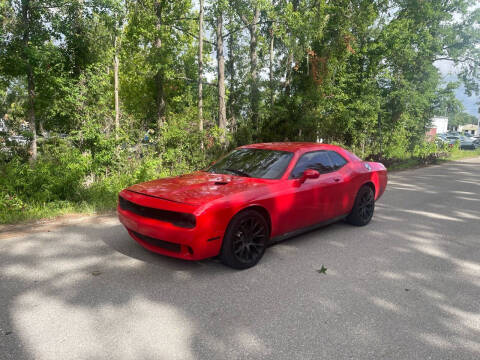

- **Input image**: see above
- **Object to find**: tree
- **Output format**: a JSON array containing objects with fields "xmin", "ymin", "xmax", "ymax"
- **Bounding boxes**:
[
  {"xmin": 450, "ymin": 112, "xmax": 478, "ymax": 128},
  {"xmin": 113, "ymin": 3, "xmax": 127, "ymax": 139},
  {"xmin": 154, "ymin": 0, "xmax": 166, "ymax": 128},
  {"xmin": 235, "ymin": 0, "xmax": 262, "ymax": 125},
  {"xmin": 215, "ymin": 3, "xmax": 227, "ymax": 140},
  {"xmin": 0, "ymin": 0, "xmax": 54, "ymax": 160},
  {"xmin": 122, "ymin": 0, "xmax": 193, "ymax": 130},
  {"xmin": 225, "ymin": 11, "xmax": 243, "ymax": 133},
  {"xmin": 198, "ymin": 0, "xmax": 204, "ymax": 132}
]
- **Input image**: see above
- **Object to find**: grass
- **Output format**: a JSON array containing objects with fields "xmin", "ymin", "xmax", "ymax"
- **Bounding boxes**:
[
  {"xmin": 0, "ymin": 200, "xmax": 116, "ymax": 225},
  {"xmin": 440, "ymin": 147, "xmax": 480, "ymax": 161},
  {"xmin": 388, "ymin": 148, "xmax": 480, "ymax": 171},
  {"xmin": 2, "ymin": 148, "xmax": 479, "ymax": 225}
]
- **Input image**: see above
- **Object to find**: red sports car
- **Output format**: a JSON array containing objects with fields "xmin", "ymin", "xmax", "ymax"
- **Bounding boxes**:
[{"xmin": 118, "ymin": 142, "xmax": 387, "ymax": 269}]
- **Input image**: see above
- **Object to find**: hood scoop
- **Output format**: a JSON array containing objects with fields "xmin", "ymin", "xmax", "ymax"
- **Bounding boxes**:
[{"xmin": 214, "ymin": 181, "xmax": 229, "ymax": 185}]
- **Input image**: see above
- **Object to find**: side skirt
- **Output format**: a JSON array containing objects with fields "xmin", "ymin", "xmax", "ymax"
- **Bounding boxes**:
[{"xmin": 269, "ymin": 214, "xmax": 348, "ymax": 245}]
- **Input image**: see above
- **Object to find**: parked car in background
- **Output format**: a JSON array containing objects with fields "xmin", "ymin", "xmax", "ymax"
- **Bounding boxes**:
[
  {"xmin": 7, "ymin": 135, "xmax": 29, "ymax": 146},
  {"xmin": 118, "ymin": 142, "xmax": 388, "ymax": 269},
  {"xmin": 0, "ymin": 119, "xmax": 7, "ymax": 133},
  {"xmin": 458, "ymin": 136, "xmax": 476, "ymax": 150},
  {"xmin": 445, "ymin": 135, "xmax": 459, "ymax": 147},
  {"xmin": 435, "ymin": 134, "xmax": 450, "ymax": 147},
  {"xmin": 473, "ymin": 138, "xmax": 480, "ymax": 149}
]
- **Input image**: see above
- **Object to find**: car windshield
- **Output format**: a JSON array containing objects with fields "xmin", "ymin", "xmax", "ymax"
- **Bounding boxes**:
[{"xmin": 208, "ymin": 148, "xmax": 293, "ymax": 179}]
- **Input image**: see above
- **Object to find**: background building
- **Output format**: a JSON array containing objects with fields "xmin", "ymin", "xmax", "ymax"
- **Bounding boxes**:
[
  {"xmin": 431, "ymin": 117, "xmax": 449, "ymax": 134},
  {"xmin": 453, "ymin": 123, "xmax": 479, "ymax": 135}
]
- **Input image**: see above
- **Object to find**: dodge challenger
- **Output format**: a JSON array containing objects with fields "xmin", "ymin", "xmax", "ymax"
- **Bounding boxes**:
[{"xmin": 118, "ymin": 142, "xmax": 387, "ymax": 269}]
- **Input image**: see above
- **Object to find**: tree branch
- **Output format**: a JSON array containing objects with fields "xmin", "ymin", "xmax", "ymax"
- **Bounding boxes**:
[
  {"xmin": 434, "ymin": 56, "xmax": 477, "ymax": 63},
  {"xmin": 223, "ymin": 20, "xmax": 278, "ymax": 39},
  {"xmin": 173, "ymin": 76, "xmax": 216, "ymax": 87},
  {"xmin": 240, "ymin": 14, "xmax": 249, "ymax": 26},
  {"xmin": 170, "ymin": 25, "xmax": 216, "ymax": 45}
]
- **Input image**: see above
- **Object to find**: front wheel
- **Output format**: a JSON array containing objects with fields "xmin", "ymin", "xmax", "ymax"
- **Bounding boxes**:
[
  {"xmin": 347, "ymin": 185, "xmax": 375, "ymax": 226},
  {"xmin": 220, "ymin": 210, "xmax": 269, "ymax": 269}
]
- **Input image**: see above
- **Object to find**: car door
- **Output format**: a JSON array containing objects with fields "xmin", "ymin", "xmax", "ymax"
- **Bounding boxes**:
[
  {"xmin": 285, "ymin": 151, "xmax": 339, "ymax": 229},
  {"xmin": 326, "ymin": 150, "xmax": 353, "ymax": 218}
]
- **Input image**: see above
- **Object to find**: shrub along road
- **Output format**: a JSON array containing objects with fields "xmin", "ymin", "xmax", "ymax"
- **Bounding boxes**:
[{"xmin": 1, "ymin": 158, "xmax": 480, "ymax": 360}]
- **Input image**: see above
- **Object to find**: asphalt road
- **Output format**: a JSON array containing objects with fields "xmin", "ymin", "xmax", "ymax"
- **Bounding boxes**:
[{"xmin": 1, "ymin": 158, "xmax": 480, "ymax": 360}]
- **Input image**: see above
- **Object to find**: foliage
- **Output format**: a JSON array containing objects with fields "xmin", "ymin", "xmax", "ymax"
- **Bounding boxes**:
[
  {"xmin": 449, "ymin": 112, "xmax": 478, "ymax": 128},
  {"xmin": 0, "ymin": 143, "xmax": 90, "ymax": 203}
]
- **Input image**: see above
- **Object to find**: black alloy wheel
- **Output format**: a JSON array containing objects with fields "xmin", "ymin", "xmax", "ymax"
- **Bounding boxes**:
[
  {"xmin": 347, "ymin": 185, "xmax": 375, "ymax": 226},
  {"xmin": 220, "ymin": 210, "xmax": 269, "ymax": 269}
]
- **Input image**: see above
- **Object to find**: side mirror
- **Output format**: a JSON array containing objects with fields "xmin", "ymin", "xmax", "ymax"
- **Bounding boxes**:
[{"xmin": 299, "ymin": 169, "xmax": 320, "ymax": 183}]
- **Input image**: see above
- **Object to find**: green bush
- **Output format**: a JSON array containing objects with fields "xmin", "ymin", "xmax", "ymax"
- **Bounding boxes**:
[
  {"xmin": 412, "ymin": 141, "xmax": 439, "ymax": 160},
  {"xmin": 0, "ymin": 143, "xmax": 90, "ymax": 203}
]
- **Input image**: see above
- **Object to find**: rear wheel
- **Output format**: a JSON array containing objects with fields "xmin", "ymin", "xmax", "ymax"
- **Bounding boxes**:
[
  {"xmin": 220, "ymin": 210, "xmax": 269, "ymax": 269},
  {"xmin": 347, "ymin": 185, "xmax": 375, "ymax": 226}
]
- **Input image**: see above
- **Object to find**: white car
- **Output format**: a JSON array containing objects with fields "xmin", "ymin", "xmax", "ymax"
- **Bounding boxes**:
[{"xmin": 8, "ymin": 135, "xmax": 29, "ymax": 146}]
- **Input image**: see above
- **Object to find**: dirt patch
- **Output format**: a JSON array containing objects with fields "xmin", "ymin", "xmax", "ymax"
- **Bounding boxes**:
[{"xmin": 0, "ymin": 212, "xmax": 117, "ymax": 239}]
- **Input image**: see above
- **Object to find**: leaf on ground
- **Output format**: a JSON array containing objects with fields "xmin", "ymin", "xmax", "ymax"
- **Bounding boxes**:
[
  {"xmin": 316, "ymin": 265, "xmax": 327, "ymax": 275},
  {"xmin": 91, "ymin": 270, "xmax": 102, "ymax": 276}
]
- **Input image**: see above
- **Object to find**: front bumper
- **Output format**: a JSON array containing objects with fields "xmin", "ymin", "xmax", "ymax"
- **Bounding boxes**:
[{"xmin": 117, "ymin": 192, "xmax": 225, "ymax": 261}]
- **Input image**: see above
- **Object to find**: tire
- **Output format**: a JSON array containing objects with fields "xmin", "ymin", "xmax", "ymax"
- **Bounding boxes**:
[
  {"xmin": 220, "ymin": 210, "xmax": 269, "ymax": 269},
  {"xmin": 347, "ymin": 185, "xmax": 375, "ymax": 226}
]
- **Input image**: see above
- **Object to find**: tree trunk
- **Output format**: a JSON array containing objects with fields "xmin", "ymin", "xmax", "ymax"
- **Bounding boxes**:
[
  {"xmin": 114, "ymin": 35, "xmax": 120, "ymax": 139},
  {"xmin": 226, "ymin": 24, "xmax": 237, "ymax": 132},
  {"xmin": 240, "ymin": 7, "xmax": 260, "ymax": 126},
  {"xmin": 284, "ymin": 52, "xmax": 293, "ymax": 96},
  {"xmin": 39, "ymin": 118, "xmax": 44, "ymax": 136},
  {"xmin": 154, "ymin": 0, "xmax": 165, "ymax": 129},
  {"xmin": 269, "ymin": 23, "xmax": 274, "ymax": 105},
  {"xmin": 198, "ymin": 0, "xmax": 204, "ymax": 132},
  {"xmin": 27, "ymin": 70, "xmax": 37, "ymax": 161},
  {"xmin": 216, "ymin": 12, "xmax": 226, "ymax": 142},
  {"xmin": 284, "ymin": 0, "xmax": 298, "ymax": 97},
  {"xmin": 249, "ymin": 6, "xmax": 260, "ymax": 125},
  {"xmin": 21, "ymin": 0, "xmax": 36, "ymax": 161}
]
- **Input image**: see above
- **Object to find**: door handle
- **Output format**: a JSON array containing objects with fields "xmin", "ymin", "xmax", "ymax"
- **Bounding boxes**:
[{"xmin": 333, "ymin": 178, "xmax": 341, "ymax": 182}]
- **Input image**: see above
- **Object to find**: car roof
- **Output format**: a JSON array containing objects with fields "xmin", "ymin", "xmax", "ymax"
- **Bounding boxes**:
[{"xmin": 239, "ymin": 142, "xmax": 344, "ymax": 152}]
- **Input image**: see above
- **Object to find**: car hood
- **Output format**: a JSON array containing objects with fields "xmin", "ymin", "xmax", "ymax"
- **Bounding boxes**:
[{"xmin": 126, "ymin": 171, "xmax": 271, "ymax": 206}]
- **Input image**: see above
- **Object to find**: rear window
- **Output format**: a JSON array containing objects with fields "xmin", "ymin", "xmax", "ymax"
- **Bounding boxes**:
[{"xmin": 328, "ymin": 151, "xmax": 348, "ymax": 170}]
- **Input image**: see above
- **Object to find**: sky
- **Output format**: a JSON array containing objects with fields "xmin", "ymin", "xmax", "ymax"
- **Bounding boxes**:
[
  {"xmin": 436, "ymin": 60, "xmax": 479, "ymax": 118},
  {"xmin": 434, "ymin": 4, "xmax": 479, "ymax": 119}
]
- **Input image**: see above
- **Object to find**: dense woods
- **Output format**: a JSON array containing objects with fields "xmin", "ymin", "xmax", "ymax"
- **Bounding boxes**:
[{"xmin": 0, "ymin": 0, "xmax": 479, "ymax": 222}]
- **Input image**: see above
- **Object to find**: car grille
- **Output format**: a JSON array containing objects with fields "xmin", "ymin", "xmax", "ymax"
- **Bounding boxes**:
[
  {"xmin": 131, "ymin": 231, "xmax": 181, "ymax": 253},
  {"xmin": 119, "ymin": 196, "xmax": 196, "ymax": 228}
]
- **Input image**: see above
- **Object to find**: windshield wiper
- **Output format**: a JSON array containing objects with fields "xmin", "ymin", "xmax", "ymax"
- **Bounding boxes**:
[{"xmin": 224, "ymin": 168, "xmax": 251, "ymax": 177}]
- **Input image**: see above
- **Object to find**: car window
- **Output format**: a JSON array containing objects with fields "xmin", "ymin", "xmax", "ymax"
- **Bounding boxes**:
[
  {"xmin": 289, "ymin": 151, "xmax": 334, "ymax": 179},
  {"xmin": 328, "ymin": 151, "xmax": 347, "ymax": 170}
]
